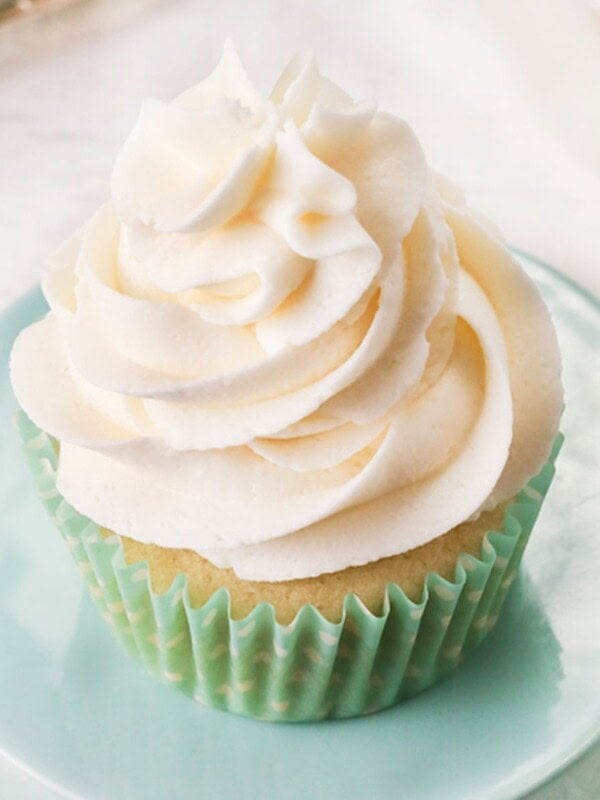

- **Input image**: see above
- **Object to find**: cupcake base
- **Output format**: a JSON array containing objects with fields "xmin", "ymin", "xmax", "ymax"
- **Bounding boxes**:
[
  {"xmin": 18, "ymin": 411, "xmax": 562, "ymax": 722},
  {"xmin": 120, "ymin": 503, "xmax": 508, "ymax": 624}
]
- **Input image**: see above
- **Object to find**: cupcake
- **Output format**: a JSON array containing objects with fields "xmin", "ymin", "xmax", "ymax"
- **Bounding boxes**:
[{"xmin": 11, "ymin": 44, "xmax": 563, "ymax": 721}]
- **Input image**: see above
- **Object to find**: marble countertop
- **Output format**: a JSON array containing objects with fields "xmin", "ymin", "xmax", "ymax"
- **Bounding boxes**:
[
  {"xmin": 0, "ymin": 1, "xmax": 598, "ymax": 797},
  {"xmin": 0, "ymin": 0, "xmax": 598, "ymax": 314}
]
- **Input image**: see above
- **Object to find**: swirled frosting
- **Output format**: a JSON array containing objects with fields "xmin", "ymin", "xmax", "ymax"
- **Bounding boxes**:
[{"xmin": 10, "ymin": 45, "xmax": 562, "ymax": 581}]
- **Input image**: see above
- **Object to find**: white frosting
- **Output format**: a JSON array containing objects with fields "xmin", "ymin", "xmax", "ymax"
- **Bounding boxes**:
[{"xmin": 10, "ymin": 45, "xmax": 563, "ymax": 581}]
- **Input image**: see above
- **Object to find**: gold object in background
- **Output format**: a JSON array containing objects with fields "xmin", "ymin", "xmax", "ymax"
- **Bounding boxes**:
[{"xmin": 0, "ymin": 0, "xmax": 79, "ymax": 24}]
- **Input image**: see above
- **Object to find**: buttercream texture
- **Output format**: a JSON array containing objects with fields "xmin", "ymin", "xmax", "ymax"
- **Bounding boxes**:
[{"xmin": 10, "ymin": 45, "xmax": 563, "ymax": 580}]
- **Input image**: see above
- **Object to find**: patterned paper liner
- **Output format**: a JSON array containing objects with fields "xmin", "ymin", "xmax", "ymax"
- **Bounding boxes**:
[{"xmin": 17, "ymin": 411, "xmax": 561, "ymax": 722}]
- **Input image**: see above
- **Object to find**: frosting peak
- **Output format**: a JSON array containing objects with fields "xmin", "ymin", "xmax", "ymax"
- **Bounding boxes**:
[{"xmin": 10, "ymin": 46, "xmax": 563, "ymax": 581}]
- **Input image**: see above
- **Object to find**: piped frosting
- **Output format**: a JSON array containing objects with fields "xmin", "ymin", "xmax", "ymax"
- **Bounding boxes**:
[{"xmin": 10, "ymin": 45, "xmax": 563, "ymax": 580}]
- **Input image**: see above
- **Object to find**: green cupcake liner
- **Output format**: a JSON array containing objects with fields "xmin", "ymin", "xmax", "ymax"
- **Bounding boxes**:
[{"xmin": 17, "ymin": 411, "xmax": 562, "ymax": 722}]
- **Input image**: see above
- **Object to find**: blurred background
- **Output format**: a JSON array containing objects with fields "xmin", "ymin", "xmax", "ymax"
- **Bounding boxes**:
[
  {"xmin": 0, "ymin": 2, "xmax": 598, "ymax": 797},
  {"xmin": 0, "ymin": 0, "xmax": 599, "ymax": 312}
]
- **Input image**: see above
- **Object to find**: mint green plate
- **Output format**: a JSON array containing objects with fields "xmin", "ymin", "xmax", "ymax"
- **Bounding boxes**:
[{"xmin": 0, "ymin": 254, "xmax": 598, "ymax": 800}]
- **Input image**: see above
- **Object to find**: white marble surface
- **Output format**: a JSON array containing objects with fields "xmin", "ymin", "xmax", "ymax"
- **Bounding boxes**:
[
  {"xmin": 0, "ymin": 1, "xmax": 598, "ymax": 797},
  {"xmin": 0, "ymin": 0, "xmax": 599, "ymax": 312}
]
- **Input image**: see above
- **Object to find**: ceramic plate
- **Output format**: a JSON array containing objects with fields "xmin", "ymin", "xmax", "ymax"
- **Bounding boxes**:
[{"xmin": 0, "ymin": 253, "xmax": 598, "ymax": 800}]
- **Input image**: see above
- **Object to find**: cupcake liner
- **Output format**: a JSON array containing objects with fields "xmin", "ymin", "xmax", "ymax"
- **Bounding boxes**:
[{"xmin": 17, "ymin": 411, "xmax": 562, "ymax": 722}]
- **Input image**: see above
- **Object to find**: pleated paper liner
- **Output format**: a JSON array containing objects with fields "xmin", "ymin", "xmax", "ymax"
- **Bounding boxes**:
[{"xmin": 17, "ymin": 411, "xmax": 561, "ymax": 722}]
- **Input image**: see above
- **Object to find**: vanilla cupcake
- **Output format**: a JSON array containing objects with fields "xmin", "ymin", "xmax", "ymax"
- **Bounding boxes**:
[{"xmin": 11, "ymin": 45, "xmax": 562, "ymax": 721}]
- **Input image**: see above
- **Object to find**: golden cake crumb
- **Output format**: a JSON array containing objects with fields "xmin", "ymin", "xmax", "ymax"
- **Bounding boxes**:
[{"xmin": 115, "ymin": 503, "xmax": 507, "ymax": 624}]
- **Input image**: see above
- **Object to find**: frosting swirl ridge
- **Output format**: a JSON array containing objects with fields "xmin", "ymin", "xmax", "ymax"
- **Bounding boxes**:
[{"xmin": 10, "ymin": 46, "xmax": 562, "ymax": 580}]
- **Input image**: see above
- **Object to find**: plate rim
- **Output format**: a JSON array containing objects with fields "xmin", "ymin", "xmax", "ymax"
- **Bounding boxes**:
[{"xmin": 1, "ymin": 250, "xmax": 599, "ymax": 800}]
